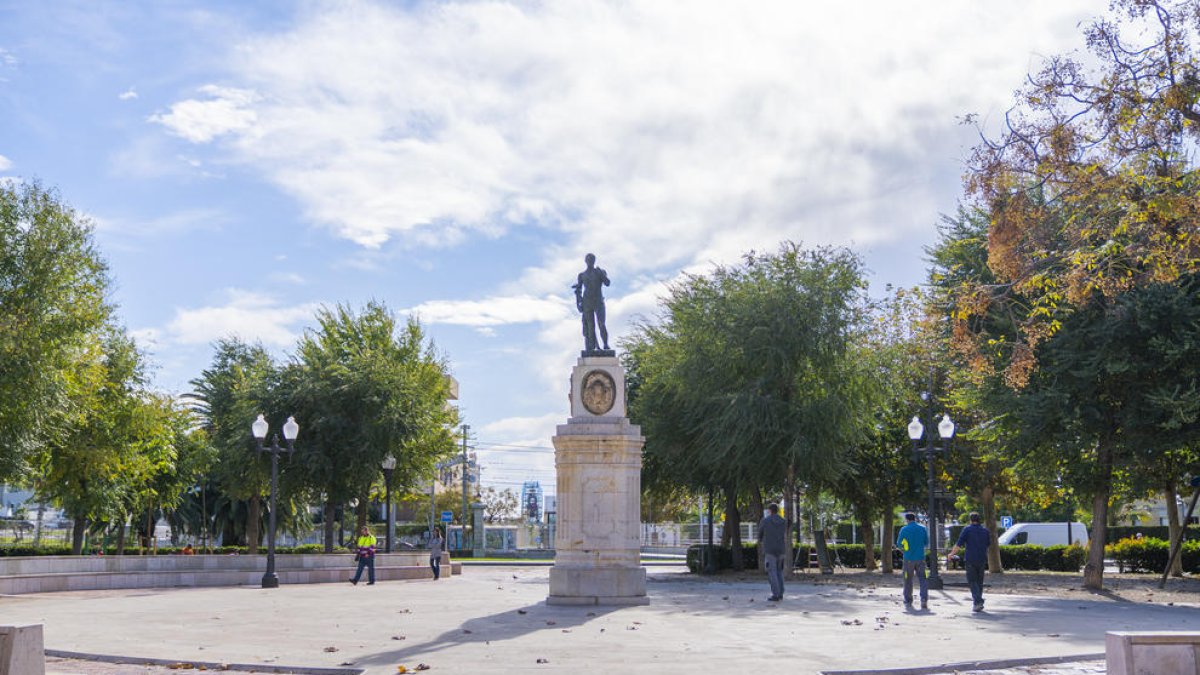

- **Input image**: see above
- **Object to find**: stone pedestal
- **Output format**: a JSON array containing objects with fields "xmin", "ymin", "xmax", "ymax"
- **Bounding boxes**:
[{"xmin": 548, "ymin": 356, "xmax": 648, "ymax": 606}]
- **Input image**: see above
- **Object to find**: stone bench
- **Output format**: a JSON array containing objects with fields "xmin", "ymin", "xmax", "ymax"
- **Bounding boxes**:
[
  {"xmin": 0, "ymin": 624, "xmax": 44, "ymax": 675},
  {"xmin": 1107, "ymin": 631, "xmax": 1200, "ymax": 675},
  {"xmin": 0, "ymin": 553, "xmax": 459, "ymax": 595}
]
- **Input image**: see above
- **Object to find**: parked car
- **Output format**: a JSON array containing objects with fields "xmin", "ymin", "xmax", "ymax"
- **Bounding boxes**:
[{"xmin": 998, "ymin": 522, "xmax": 1088, "ymax": 547}]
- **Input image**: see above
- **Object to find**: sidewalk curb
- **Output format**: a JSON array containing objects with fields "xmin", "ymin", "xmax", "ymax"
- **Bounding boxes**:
[
  {"xmin": 820, "ymin": 652, "xmax": 1104, "ymax": 675},
  {"xmin": 46, "ymin": 649, "xmax": 364, "ymax": 675}
]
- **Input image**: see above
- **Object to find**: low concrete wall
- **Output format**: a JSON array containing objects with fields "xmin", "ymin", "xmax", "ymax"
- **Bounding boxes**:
[
  {"xmin": 1106, "ymin": 631, "xmax": 1200, "ymax": 675},
  {"xmin": 0, "ymin": 553, "xmax": 459, "ymax": 595},
  {"xmin": 0, "ymin": 624, "xmax": 44, "ymax": 675}
]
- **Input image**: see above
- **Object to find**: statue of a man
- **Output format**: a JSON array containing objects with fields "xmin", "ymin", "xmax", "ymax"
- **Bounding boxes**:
[{"xmin": 573, "ymin": 253, "xmax": 610, "ymax": 353}]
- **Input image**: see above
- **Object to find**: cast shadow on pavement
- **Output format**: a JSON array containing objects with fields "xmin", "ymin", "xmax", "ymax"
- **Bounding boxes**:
[{"xmin": 351, "ymin": 600, "xmax": 621, "ymax": 670}]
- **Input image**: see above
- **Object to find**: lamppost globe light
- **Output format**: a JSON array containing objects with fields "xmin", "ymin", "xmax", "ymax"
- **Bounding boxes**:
[
  {"xmin": 907, "ymin": 416, "xmax": 924, "ymax": 441},
  {"xmin": 938, "ymin": 414, "xmax": 956, "ymax": 440},
  {"xmin": 381, "ymin": 455, "xmax": 397, "ymax": 470},
  {"xmin": 282, "ymin": 416, "xmax": 299, "ymax": 441},
  {"xmin": 252, "ymin": 414, "xmax": 269, "ymax": 440}
]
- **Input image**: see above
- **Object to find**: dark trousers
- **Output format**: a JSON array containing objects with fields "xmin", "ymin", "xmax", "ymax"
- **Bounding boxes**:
[
  {"xmin": 965, "ymin": 560, "xmax": 985, "ymax": 604},
  {"xmin": 764, "ymin": 553, "xmax": 785, "ymax": 599},
  {"xmin": 902, "ymin": 559, "xmax": 928, "ymax": 603},
  {"xmin": 352, "ymin": 556, "xmax": 375, "ymax": 584},
  {"xmin": 430, "ymin": 555, "xmax": 441, "ymax": 580}
]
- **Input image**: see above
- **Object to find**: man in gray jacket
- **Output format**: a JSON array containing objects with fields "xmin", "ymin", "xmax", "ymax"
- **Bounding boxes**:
[{"xmin": 758, "ymin": 503, "xmax": 789, "ymax": 601}]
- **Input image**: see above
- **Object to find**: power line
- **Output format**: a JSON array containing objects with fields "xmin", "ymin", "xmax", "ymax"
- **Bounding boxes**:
[{"xmin": 474, "ymin": 441, "xmax": 555, "ymax": 452}]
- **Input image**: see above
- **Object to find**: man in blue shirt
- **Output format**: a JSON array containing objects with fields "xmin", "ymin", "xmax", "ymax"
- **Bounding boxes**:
[
  {"xmin": 896, "ymin": 512, "xmax": 929, "ymax": 609},
  {"xmin": 948, "ymin": 512, "xmax": 991, "ymax": 612}
]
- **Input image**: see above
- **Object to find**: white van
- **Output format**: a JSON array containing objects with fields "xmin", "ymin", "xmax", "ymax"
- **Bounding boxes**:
[{"xmin": 998, "ymin": 522, "xmax": 1088, "ymax": 547}]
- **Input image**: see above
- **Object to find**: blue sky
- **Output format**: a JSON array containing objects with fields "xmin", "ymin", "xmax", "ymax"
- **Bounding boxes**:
[{"xmin": 0, "ymin": 0, "xmax": 1098, "ymax": 495}]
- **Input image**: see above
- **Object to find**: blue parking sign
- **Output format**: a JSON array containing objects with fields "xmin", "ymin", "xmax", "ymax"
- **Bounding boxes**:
[
  {"xmin": 441, "ymin": 510, "xmax": 453, "ymax": 523},
  {"xmin": 1000, "ymin": 515, "xmax": 1013, "ymax": 529}
]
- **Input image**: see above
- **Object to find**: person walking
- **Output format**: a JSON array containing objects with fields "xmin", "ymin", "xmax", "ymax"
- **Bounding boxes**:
[
  {"xmin": 349, "ymin": 525, "xmax": 377, "ymax": 586},
  {"xmin": 948, "ymin": 512, "xmax": 991, "ymax": 612},
  {"xmin": 429, "ymin": 526, "xmax": 446, "ymax": 580},
  {"xmin": 897, "ymin": 512, "xmax": 929, "ymax": 609},
  {"xmin": 757, "ymin": 503, "xmax": 789, "ymax": 602}
]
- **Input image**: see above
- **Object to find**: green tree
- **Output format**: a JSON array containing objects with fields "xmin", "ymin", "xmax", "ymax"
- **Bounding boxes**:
[
  {"xmin": 189, "ymin": 339, "xmax": 279, "ymax": 552},
  {"xmin": 0, "ymin": 181, "xmax": 112, "ymax": 483},
  {"xmin": 624, "ymin": 243, "xmax": 870, "ymax": 570},
  {"xmin": 288, "ymin": 303, "xmax": 459, "ymax": 552},
  {"xmin": 958, "ymin": 1, "xmax": 1200, "ymax": 589},
  {"xmin": 831, "ymin": 286, "xmax": 931, "ymax": 573},
  {"xmin": 480, "ymin": 487, "xmax": 519, "ymax": 523}
]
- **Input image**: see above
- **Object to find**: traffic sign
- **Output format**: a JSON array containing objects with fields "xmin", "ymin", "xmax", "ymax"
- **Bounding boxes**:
[
  {"xmin": 440, "ymin": 511, "xmax": 453, "ymax": 523},
  {"xmin": 1000, "ymin": 515, "xmax": 1013, "ymax": 529}
]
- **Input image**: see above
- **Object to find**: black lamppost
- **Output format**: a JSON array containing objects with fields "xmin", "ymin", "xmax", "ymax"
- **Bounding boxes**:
[
  {"xmin": 381, "ymin": 455, "xmax": 396, "ymax": 553},
  {"xmin": 907, "ymin": 412, "xmax": 955, "ymax": 590},
  {"xmin": 251, "ymin": 413, "xmax": 298, "ymax": 589}
]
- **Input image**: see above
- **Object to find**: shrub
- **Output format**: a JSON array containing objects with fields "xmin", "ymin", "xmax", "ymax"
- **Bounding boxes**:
[{"xmin": 1107, "ymin": 537, "xmax": 1170, "ymax": 573}]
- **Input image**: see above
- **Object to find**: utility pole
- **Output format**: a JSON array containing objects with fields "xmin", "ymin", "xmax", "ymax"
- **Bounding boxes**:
[{"xmin": 461, "ymin": 424, "xmax": 470, "ymax": 548}]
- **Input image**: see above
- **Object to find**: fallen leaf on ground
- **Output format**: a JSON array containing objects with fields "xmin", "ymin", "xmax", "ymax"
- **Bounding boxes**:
[
  {"xmin": 463, "ymin": 629, "xmax": 473, "ymax": 634},
  {"xmin": 537, "ymin": 658, "xmax": 549, "ymax": 664},
  {"xmin": 545, "ymin": 620, "xmax": 556, "ymax": 625},
  {"xmin": 391, "ymin": 636, "xmax": 406, "ymax": 641},
  {"xmin": 416, "ymin": 665, "xmax": 430, "ymax": 671},
  {"xmin": 324, "ymin": 647, "xmax": 339, "ymax": 652},
  {"xmin": 517, "ymin": 610, "xmax": 528, "ymax": 615}
]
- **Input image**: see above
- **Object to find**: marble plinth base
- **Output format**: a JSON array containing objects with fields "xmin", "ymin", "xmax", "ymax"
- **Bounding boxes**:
[
  {"xmin": 547, "ymin": 566, "xmax": 648, "ymax": 606},
  {"xmin": 547, "ymin": 355, "xmax": 648, "ymax": 606}
]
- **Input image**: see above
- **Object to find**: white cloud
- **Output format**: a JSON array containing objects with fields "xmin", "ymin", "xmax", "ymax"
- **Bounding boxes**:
[
  {"xmin": 406, "ymin": 294, "xmax": 570, "ymax": 328},
  {"xmin": 166, "ymin": 289, "xmax": 320, "ymax": 347},
  {"xmin": 93, "ymin": 207, "xmax": 229, "ymax": 236},
  {"xmin": 118, "ymin": 88, "xmax": 138, "ymax": 100},
  {"xmin": 152, "ymin": 0, "xmax": 1096, "ymax": 286},
  {"xmin": 150, "ymin": 85, "xmax": 258, "ymax": 143},
  {"xmin": 129, "ymin": 327, "xmax": 161, "ymax": 351},
  {"xmin": 0, "ymin": 154, "xmax": 11, "ymax": 171}
]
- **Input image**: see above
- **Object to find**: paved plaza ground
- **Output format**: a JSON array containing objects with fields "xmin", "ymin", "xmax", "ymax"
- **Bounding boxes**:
[{"xmin": 6, "ymin": 564, "xmax": 1200, "ymax": 674}]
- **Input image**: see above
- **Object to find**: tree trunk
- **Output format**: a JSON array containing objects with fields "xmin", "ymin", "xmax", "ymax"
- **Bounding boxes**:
[
  {"xmin": 725, "ymin": 483, "xmax": 743, "ymax": 571},
  {"xmin": 323, "ymin": 498, "xmax": 337, "ymax": 552},
  {"xmin": 1083, "ymin": 442, "xmax": 1114, "ymax": 590},
  {"xmin": 143, "ymin": 507, "xmax": 153, "ymax": 554},
  {"xmin": 881, "ymin": 512, "xmax": 895, "ymax": 575},
  {"xmin": 1166, "ymin": 480, "xmax": 1183, "ymax": 577},
  {"xmin": 751, "ymin": 486, "xmax": 765, "ymax": 571},
  {"xmin": 246, "ymin": 495, "xmax": 261, "ymax": 555},
  {"xmin": 861, "ymin": 515, "xmax": 876, "ymax": 571},
  {"xmin": 115, "ymin": 521, "xmax": 126, "ymax": 555},
  {"xmin": 71, "ymin": 516, "xmax": 87, "ymax": 555},
  {"xmin": 784, "ymin": 466, "xmax": 795, "ymax": 578},
  {"xmin": 982, "ymin": 484, "xmax": 1003, "ymax": 574},
  {"xmin": 356, "ymin": 497, "xmax": 369, "ymax": 533}
]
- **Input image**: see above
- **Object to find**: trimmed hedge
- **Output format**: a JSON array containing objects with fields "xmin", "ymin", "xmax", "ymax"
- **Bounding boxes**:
[
  {"xmin": 687, "ymin": 543, "xmax": 904, "ymax": 573},
  {"xmin": 1107, "ymin": 526, "xmax": 1200, "ymax": 543},
  {"xmin": 686, "ymin": 542, "xmax": 1086, "ymax": 573},
  {"xmin": 997, "ymin": 544, "xmax": 1086, "ymax": 571}
]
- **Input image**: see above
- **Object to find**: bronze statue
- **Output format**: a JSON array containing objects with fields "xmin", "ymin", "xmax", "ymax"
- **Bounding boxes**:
[{"xmin": 573, "ymin": 253, "xmax": 612, "ymax": 355}]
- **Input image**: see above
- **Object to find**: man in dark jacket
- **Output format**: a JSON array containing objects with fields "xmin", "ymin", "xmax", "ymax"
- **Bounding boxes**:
[
  {"xmin": 757, "ymin": 503, "xmax": 789, "ymax": 601},
  {"xmin": 948, "ymin": 512, "xmax": 991, "ymax": 612}
]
